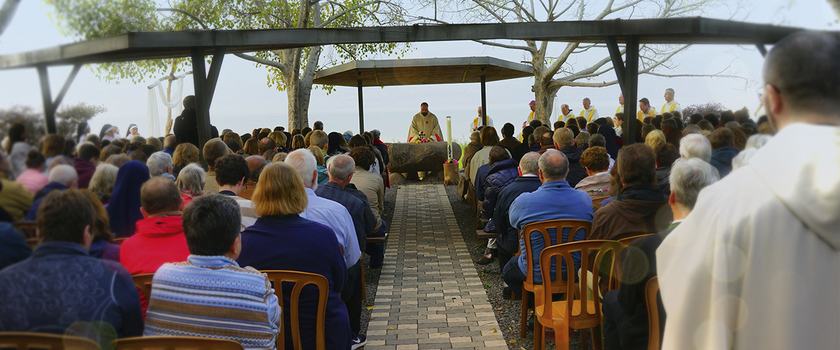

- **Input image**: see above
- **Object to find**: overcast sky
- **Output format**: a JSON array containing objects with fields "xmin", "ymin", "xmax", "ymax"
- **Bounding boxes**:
[{"xmin": 0, "ymin": 0, "xmax": 836, "ymax": 144}]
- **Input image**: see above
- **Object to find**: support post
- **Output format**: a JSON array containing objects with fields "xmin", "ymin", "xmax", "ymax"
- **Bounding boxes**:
[
  {"xmin": 623, "ymin": 36, "xmax": 640, "ymax": 145},
  {"xmin": 36, "ymin": 66, "xmax": 56, "ymax": 134},
  {"xmin": 358, "ymin": 79, "xmax": 365, "ymax": 133},
  {"xmin": 606, "ymin": 36, "xmax": 626, "ymax": 91},
  {"xmin": 480, "ymin": 74, "xmax": 487, "ymax": 126},
  {"xmin": 191, "ymin": 48, "xmax": 211, "ymax": 168},
  {"xmin": 756, "ymin": 44, "xmax": 768, "ymax": 57},
  {"xmin": 205, "ymin": 47, "xmax": 226, "ymax": 109}
]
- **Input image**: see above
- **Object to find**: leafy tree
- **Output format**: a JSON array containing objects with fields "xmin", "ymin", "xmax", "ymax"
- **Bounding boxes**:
[
  {"xmin": 45, "ymin": 0, "xmax": 409, "ymax": 130},
  {"xmin": 55, "ymin": 103, "xmax": 108, "ymax": 141},
  {"xmin": 415, "ymin": 0, "xmax": 743, "ymax": 124},
  {"xmin": 0, "ymin": 106, "xmax": 47, "ymax": 146}
]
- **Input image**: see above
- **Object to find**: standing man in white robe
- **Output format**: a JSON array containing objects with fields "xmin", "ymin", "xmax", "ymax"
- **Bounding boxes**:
[
  {"xmin": 657, "ymin": 31, "xmax": 840, "ymax": 350},
  {"xmin": 579, "ymin": 97, "xmax": 600, "ymax": 123},
  {"xmin": 407, "ymin": 102, "xmax": 443, "ymax": 142},
  {"xmin": 661, "ymin": 88, "xmax": 681, "ymax": 115}
]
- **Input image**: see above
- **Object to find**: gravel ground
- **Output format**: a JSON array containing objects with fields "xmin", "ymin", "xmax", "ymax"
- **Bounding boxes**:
[{"xmin": 360, "ymin": 179, "xmax": 589, "ymax": 349}]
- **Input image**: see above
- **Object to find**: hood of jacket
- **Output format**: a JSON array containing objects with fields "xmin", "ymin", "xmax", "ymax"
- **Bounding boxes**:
[
  {"xmin": 711, "ymin": 146, "xmax": 739, "ymax": 164},
  {"xmin": 135, "ymin": 215, "xmax": 184, "ymax": 238},
  {"xmin": 749, "ymin": 123, "xmax": 840, "ymax": 250},
  {"xmin": 34, "ymin": 182, "xmax": 68, "ymax": 201},
  {"xmin": 487, "ymin": 158, "xmax": 518, "ymax": 176}
]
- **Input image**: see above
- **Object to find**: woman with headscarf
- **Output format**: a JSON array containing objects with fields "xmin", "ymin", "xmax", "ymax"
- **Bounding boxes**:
[
  {"xmin": 77, "ymin": 122, "xmax": 91, "ymax": 144},
  {"xmin": 327, "ymin": 132, "xmax": 346, "ymax": 156},
  {"xmin": 99, "ymin": 124, "xmax": 116, "ymax": 141},
  {"xmin": 597, "ymin": 123, "xmax": 620, "ymax": 159},
  {"xmin": 126, "ymin": 124, "xmax": 141, "ymax": 141},
  {"xmin": 106, "ymin": 160, "xmax": 150, "ymax": 238}
]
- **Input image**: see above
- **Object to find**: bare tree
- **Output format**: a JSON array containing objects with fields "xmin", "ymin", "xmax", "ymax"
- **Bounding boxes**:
[
  {"xmin": 0, "ymin": 0, "xmax": 20, "ymax": 37},
  {"xmin": 413, "ymin": 0, "xmax": 740, "ymax": 124}
]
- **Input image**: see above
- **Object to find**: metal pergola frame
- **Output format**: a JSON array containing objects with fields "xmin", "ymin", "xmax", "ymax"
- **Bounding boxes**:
[{"xmin": 0, "ymin": 17, "xmax": 808, "ymax": 155}]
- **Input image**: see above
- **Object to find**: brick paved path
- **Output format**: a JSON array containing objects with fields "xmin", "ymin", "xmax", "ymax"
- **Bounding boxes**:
[{"xmin": 365, "ymin": 184, "xmax": 508, "ymax": 350}]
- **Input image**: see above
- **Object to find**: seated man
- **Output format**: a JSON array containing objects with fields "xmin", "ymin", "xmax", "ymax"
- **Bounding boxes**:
[
  {"xmin": 147, "ymin": 151, "xmax": 176, "ymax": 181},
  {"xmin": 602, "ymin": 158, "xmax": 718, "ymax": 350},
  {"xmin": 502, "ymin": 150, "xmax": 594, "ymax": 299},
  {"xmin": 315, "ymin": 154, "xmax": 374, "ymax": 345},
  {"xmin": 709, "ymin": 128, "xmax": 739, "ymax": 177},
  {"xmin": 202, "ymin": 138, "xmax": 229, "ymax": 194},
  {"xmin": 552, "ymin": 128, "xmax": 587, "ymax": 187},
  {"xmin": 0, "ymin": 190, "xmax": 142, "ymax": 341},
  {"xmin": 347, "ymin": 147, "xmax": 387, "ymax": 268},
  {"xmin": 589, "ymin": 143, "xmax": 673, "ymax": 241},
  {"xmin": 215, "ymin": 153, "xmax": 260, "ymax": 230},
  {"xmin": 25, "ymin": 164, "xmax": 78, "ymax": 221},
  {"xmin": 120, "ymin": 177, "xmax": 191, "ymax": 316},
  {"xmin": 237, "ymin": 155, "xmax": 266, "ymax": 200},
  {"xmin": 493, "ymin": 152, "xmax": 542, "ymax": 298},
  {"xmin": 145, "ymin": 194, "xmax": 280, "ymax": 349}
]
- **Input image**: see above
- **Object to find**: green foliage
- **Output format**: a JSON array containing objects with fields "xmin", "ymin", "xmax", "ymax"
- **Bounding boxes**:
[
  {"xmin": 0, "ymin": 106, "xmax": 47, "ymax": 146},
  {"xmin": 55, "ymin": 103, "xmax": 107, "ymax": 141}
]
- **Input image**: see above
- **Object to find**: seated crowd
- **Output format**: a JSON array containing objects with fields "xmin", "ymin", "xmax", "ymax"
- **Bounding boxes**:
[{"xmin": 0, "ymin": 117, "xmax": 390, "ymax": 350}]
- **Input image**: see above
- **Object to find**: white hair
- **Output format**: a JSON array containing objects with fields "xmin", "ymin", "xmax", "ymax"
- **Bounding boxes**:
[
  {"xmin": 327, "ymin": 154, "xmax": 355, "ymax": 181},
  {"xmin": 285, "ymin": 149, "xmax": 317, "ymax": 189},
  {"xmin": 732, "ymin": 148, "xmax": 759, "ymax": 170},
  {"xmin": 518, "ymin": 152, "xmax": 540, "ymax": 175},
  {"xmin": 48, "ymin": 164, "xmax": 78, "ymax": 187},
  {"xmin": 745, "ymin": 134, "xmax": 772, "ymax": 149},
  {"xmin": 679, "ymin": 134, "xmax": 712, "ymax": 163},
  {"xmin": 147, "ymin": 151, "xmax": 173, "ymax": 177},
  {"xmin": 176, "ymin": 162, "xmax": 205, "ymax": 195},
  {"xmin": 669, "ymin": 158, "xmax": 719, "ymax": 210}
]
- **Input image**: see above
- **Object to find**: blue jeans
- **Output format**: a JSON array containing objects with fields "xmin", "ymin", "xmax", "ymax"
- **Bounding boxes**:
[{"xmin": 366, "ymin": 219, "xmax": 387, "ymax": 268}]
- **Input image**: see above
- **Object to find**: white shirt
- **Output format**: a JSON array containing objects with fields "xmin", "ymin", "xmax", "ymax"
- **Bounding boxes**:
[
  {"xmin": 657, "ymin": 123, "xmax": 840, "ymax": 350},
  {"xmin": 470, "ymin": 116, "xmax": 494, "ymax": 131},
  {"xmin": 301, "ymin": 187, "xmax": 362, "ymax": 267},
  {"xmin": 579, "ymin": 106, "xmax": 600, "ymax": 123}
]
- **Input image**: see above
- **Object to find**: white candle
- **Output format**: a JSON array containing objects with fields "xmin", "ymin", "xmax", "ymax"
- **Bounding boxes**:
[{"xmin": 446, "ymin": 116, "xmax": 452, "ymax": 144}]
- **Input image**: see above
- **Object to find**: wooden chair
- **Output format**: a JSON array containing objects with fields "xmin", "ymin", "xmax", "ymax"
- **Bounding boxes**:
[
  {"xmin": 519, "ymin": 219, "xmax": 591, "ymax": 339},
  {"xmin": 646, "ymin": 276, "xmax": 661, "ymax": 350},
  {"xmin": 617, "ymin": 233, "xmax": 654, "ymax": 245},
  {"xmin": 114, "ymin": 238, "xmax": 128, "ymax": 246},
  {"xmin": 0, "ymin": 332, "xmax": 100, "ymax": 350},
  {"xmin": 534, "ymin": 240, "xmax": 621, "ymax": 350},
  {"xmin": 14, "ymin": 222, "xmax": 39, "ymax": 250},
  {"xmin": 132, "ymin": 273, "xmax": 154, "ymax": 301},
  {"xmin": 261, "ymin": 270, "xmax": 329, "ymax": 350},
  {"xmin": 591, "ymin": 196, "xmax": 610, "ymax": 210},
  {"xmin": 113, "ymin": 336, "xmax": 244, "ymax": 350}
]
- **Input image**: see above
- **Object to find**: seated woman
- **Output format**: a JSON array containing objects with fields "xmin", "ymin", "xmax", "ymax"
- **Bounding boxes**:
[
  {"xmin": 172, "ymin": 143, "xmax": 199, "ymax": 178},
  {"xmin": 238, "ymin": 162, "xmax": 352, "ymax": 350},
  {"xmin": 176, "ymin": 163, "xmax": 205, "ymax": 206},
  {"xmin": 575, "ymin": 146, "xmax": 611, "ymax": 195},
  {"xmin": 80, "ymin": 189, "xmax": 120, "ymax": 262}
]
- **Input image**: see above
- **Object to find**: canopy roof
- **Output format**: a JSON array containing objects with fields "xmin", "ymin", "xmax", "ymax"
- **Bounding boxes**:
[
  {"xmin": 0, "ymin": 17, "xmax": 804, "ymax": 70},
  {"xmin": 312, "ymin": 56, "xmax": 533, "ymax": 87}
]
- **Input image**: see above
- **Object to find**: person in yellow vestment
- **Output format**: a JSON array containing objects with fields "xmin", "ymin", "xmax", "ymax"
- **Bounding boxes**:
[
  {"xmin": 637, "ymin": 97, "xmax": 656, "ymax": 123},
  {"xmin": 560, "ymin": 104, "xmax": 575, "ymax": 122},
  {"xmin": 407, "ymin": 102, "xmax": 443, "ymax": 142},
  {"xmin": 661, "ymin": 88, "xmax": 682, "ymax": 114},
  {"xmin": 580, "ymin": 97, "xmax": 600, "ymax": 123},
  {"xmin": 616, "ymin": 93, "xmax": 624, "ymax": 114},
  {"xmin": 471, "ymin": 106, "xmax": 494, "ymax": 131},
  {"xmin": 525, "ymin": 100, "xmax": 536, "ymax": 126}
]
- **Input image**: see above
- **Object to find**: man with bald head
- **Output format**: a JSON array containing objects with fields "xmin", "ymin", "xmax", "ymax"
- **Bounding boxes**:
[
  {"xmin": 25, "ymin": 164, "xmax": 78, "ymax": 221},
  {"xmin": 657, "ymin": 31, "xmax": 840, "ymax": 349},
  {"xmin": 502, "ymin": 150, "xmax": 593, "ymax": 299}
]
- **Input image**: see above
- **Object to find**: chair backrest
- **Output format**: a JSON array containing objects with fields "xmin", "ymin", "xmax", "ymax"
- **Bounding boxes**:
[
  {"xmin": 114, "ymin": 238, "xmax": 128, "ymax": 246},
  {"xmin": 131, "ymin": 273, "xmax": 154, "ymax": 300},
  {"xmin": 521, "ymin": 219, "xmax": 591, "ymax": 285},
  {"xmin": 617, "ymin": 233, "xmax": 654, "ymax": 245},
  {"xmin": 646, "ymin": 276, "xmax": 661, "ymax": 350},
  {"xmin": 591, "ymin": 196, "xmax": 610, "ymax": 209},
  {"xmin": 538, "ymin": 240, "xmax": 620, "ymax": 322},
  {"xmin": 261, "ymin": 270, "xmax": 329, "ymax": 350},
  {"xmin": 113, "ymin": 336, "xmax": 244, "ymax": 350},
  {"xmin": 13, "ymin": 222, "xmax": 37, "ymax": 239},
  {"xmin": 0, "ymin": 332, "xmax": 100, "ymax": 350}
]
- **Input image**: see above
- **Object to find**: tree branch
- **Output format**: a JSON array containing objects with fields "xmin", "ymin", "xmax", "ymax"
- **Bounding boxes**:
[
  {"xmin": 156, "ymin": 8, "xmax": 210, "ymax": 29},
  {"xmin": 473, "ymin": 39, "xmax": 536, "ymax": 53},
  {"xmin": 234, "ymin": 53, "xmax": 291, "ymax": 76}
]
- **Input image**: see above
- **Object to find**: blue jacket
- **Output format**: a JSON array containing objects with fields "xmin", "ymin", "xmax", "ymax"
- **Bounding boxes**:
[
  {"xmin": 0, "ymin": 242, "xmax": 143, "ymax": 343},
  {"xmin": 25, "ymin": 182, "xmax": 67, "ymax": 221},
  {"xmin": 316, "ymin": 181, "xmax": 371, "ymax": 250},
  {"xmin": 710, "ymin": 146, "xmax": 739, "ymax": 178},
  {"xmin": 482, "ymin": 159, "xmax": 519, "ymax": 220},
  {"xmin": 0, "ymin": 222, "xmax": 31, "ymax": 270},
  {"xmin": 238, "ymin": 214, "xmax": 351, "ymax": 350},
  {"xmin": 510, "ymin": 181, "xmax": 593, "ymax": 283},
  {"xmin": 492, "ymin": 176, "xmax": 542, "ymax": 253}
]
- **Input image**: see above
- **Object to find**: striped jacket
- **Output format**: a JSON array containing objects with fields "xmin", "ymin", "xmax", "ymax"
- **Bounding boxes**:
[{"xmin": 145, "ymin": 255, "xmax": 281, "ymax": 350}]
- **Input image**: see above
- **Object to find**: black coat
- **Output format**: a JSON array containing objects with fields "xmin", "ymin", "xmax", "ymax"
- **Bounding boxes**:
[
  {"xmin": 492, "ymin": 176, "xmax": 542, "ymax": 254},
  {"xmin": 173, "ymin": 108, "xmax": 199, "ymax": 148},
  {"xmin": 558, "ymin": 145, "xmax": 587, "ymax": 188}
]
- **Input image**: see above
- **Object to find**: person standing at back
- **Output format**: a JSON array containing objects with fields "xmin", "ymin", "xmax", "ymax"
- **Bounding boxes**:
[{"xmin": 173, "ymin": 95, "xmax": 199, "ymax": 148}]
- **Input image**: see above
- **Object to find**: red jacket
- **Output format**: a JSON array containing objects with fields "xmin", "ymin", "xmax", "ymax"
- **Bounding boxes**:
[{"xmin": 120, "ymin": 215, "xmax": 190, "ymax": 318}]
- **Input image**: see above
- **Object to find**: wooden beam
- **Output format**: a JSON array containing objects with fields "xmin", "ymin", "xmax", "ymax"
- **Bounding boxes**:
[
  {"xmin": 36, "ymin": 66, "xmax": 56, "ymax": 134},
  {"xmin": 204, "ymin": 46, "xmax": 226, "ymax": 109},
  {"xmin": 623, "ymin": 36, "xmax": 640, "ymax": 145},
  {"xmin": 191, "ymin": 48, "xmax": 212, "ymax": 168}
]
